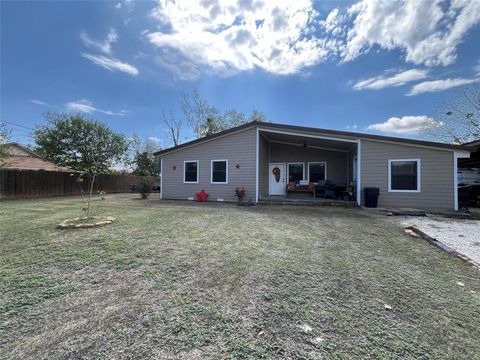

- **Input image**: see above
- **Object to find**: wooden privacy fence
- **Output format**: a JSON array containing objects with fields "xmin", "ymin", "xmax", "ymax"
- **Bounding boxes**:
[{"xmin": 0, "ymin": 169, "xmax": 158, "ymax": 199}]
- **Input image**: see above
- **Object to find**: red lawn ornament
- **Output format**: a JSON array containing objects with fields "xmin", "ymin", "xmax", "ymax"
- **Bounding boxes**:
[{"xmin": 196, "ymin": 189, "xmax": 209, "ymax": 202}]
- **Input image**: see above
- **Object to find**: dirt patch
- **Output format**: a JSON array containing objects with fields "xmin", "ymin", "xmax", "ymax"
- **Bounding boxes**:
[{"xmin": 57, "ymin": 216, "xmax": 115, "ymax": 229}]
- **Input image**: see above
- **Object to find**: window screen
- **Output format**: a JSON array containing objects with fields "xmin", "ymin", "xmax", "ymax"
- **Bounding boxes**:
[
  {"xmin": 211, "ymin": 160, "xmax": 227, "ymax": 183},
  {"xmin": 184, "ymin": 161, "xmax": 198, "ymax": 182},
  {"xmin": 390, "ymin": 160, "xmax": 419, "ymax": 191},
  {"xmin": 308, "ymin": 163, "xmax": 326, "ymax": 182},
  {"xmin": 288, "ymin": 163, "xmax": 304, "ymax": 182}
]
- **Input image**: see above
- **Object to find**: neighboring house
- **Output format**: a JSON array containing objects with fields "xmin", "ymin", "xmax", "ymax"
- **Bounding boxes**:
[
  {"xmin": 154, "ymin": 121, "xmax": 473, "ymax": 211},
  {"xmin": 1, "ymin": 143, "xmax": 71, "ymax": 172}
]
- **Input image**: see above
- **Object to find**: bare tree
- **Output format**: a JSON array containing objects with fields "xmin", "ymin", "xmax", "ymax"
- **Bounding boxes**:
[
  {"xmin": 162, "ymin": 110, "xmax": 182, "ymax": 146},
  {"xmin": 180, "ymin": 88, "xmax": 220, "ymax": 138},
  {"xmin": 423, "ymin": 84, "xmax": 480, "ymax": 144}
]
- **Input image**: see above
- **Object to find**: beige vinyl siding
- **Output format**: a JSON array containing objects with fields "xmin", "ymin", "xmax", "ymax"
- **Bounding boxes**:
[
  {"xmin": 259, "ymin": 135, "xmax": 269, "ymax": 198},
  {"xmin": 161, "ymin": 127, "xmax": 256, "ymax": 202},
  {"xmin": 268, "ymin": 142, "xmax": 349, "ymax": 185},
  {"xmin": 360, "ymin": 140, "xmax": 454, "ymax": 210}
]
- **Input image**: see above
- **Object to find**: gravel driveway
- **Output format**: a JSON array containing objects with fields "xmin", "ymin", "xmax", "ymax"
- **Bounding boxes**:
[{"xmin": 399, "ymin": 215, "xmax": 480, "ymax": 264}]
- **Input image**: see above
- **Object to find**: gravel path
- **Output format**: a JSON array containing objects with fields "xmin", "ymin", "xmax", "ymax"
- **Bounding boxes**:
[{"xmin": 399, "ymin": 215, "xmax": 480, "ymax": 264}]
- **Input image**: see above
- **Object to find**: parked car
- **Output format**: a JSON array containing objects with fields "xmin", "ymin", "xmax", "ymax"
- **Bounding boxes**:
[{"xmin": 458, "ymin": 168, "xmax": 480, "ymax": 207}]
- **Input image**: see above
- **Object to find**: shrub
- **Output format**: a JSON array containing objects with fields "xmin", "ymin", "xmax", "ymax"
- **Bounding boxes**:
[{"xmin": 137, "ymin": 178, "xmax": 153, "ymax": 199}]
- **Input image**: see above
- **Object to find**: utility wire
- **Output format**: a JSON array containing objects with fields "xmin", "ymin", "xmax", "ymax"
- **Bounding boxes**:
[{"xmin": 2, "ymin": 120, "xmax": 35, "ymax": 131}]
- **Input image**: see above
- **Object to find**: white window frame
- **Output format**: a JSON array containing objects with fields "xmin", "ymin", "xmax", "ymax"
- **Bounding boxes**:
[
  {"xmin": 210, "ymin": 159, "xmax": 228, "ymax": 184},
  {"xmin": 388, "ymin": 159, "xmax": 421, "ymax": 193},
  {"xmin": 307, "ymin": 162, "xmax": 327, "ymax": 182},
  {"xmin": 287, "ymin": 162, "xmax": 305, "ymax": 182},
  {"xmin": 183, "ymin": 160, "xmax": 199, "ymax": 184}
]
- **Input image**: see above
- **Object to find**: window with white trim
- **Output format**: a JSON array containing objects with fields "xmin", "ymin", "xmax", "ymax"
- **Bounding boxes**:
[
  {"xmin": 184, "ymin": 161, "xmax": 199, "ymax": 183},
  {"xmin": 388, "ymin": 159, "xmax": 420, "ymax": 192},
  {"xmin": 288, "ymin": 163, "xmax": 304, "ymax": 182},
  {"xmin": 211, "ymin": 160, "xmax": 228, "ymax": 183},
  {"xmin": 308, "ymin": 162, "xmax": 326, "ymax": 182}
]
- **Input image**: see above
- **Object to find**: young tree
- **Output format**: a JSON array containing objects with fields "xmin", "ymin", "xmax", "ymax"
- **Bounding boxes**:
[
  {"xmin": 423, "ymin": 84, "xmax": 480, "ymax": 144},
  {"xmin": 162, "ymin": 110, "xmax": 182, "ymax": 146},
  {"xmin": 0, "ymin": 121, "xmax": 12, "ymax": 168},
  {"xmin": 34, "ymin": 113, "xmax": 129, "ymax": 219}
]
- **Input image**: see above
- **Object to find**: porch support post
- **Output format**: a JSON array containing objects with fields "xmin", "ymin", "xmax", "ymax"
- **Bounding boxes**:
[
  {"xmin": 255, "ymin": 127, "xmax": 259, "ymax": 203},
  {"xmin": 357, "ymin": 139, "xmax": 361, "ymax": 206}
]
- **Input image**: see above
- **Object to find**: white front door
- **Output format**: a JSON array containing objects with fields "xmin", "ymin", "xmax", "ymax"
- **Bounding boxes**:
[{"xmin": 269, "ymin": 163, "xmax": 286, "ymax": 195}]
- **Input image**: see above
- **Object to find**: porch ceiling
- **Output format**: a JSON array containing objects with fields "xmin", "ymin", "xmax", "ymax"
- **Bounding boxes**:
[{"xmin": 260, "ymin": 131, "xmax": 356, "ymax": 152}]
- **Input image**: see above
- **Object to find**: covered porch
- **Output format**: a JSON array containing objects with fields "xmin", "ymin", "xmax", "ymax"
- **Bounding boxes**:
[{"xmin": 257, "ymin": 127, "xmax": 359, "ymax": 204}]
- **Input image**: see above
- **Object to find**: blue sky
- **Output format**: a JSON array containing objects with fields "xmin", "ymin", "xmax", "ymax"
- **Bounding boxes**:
[{"xmin": 1, "ymin": 0, "xmax": 480, "ymax": 147}]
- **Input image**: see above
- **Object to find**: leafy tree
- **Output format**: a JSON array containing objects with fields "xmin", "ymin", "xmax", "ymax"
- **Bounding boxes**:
[
  {"xmin": 133, "ymin": 138, "xmax": 161, "ymax": 176},
  {"xmin": 423, "ymin": 84, "xmax": 480, "ymax": 144},
  {"xmin": 249, "ymin": 109, "xmax": 267, "ymax": 122},
  {"xmin": 34, "ymin": 113, "xmax": 129, "ymax": 219},
  {"xmin": 0, "ymin": 121, "xmax": 11, "ymax": 168}
]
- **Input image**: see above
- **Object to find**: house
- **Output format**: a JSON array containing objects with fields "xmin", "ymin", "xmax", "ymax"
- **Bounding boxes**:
[
  {"xmin": 154, "ymin": 121, "xmax": 473, "ymax": 211},
  {"xmin": 1, "ymin": 143, "xmax": 71, "ymax": 172}
]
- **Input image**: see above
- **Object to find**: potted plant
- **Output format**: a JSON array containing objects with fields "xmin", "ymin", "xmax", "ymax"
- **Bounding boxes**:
[{"xmin": 235, "ymin": 187, "xmax": 246, "ymax": 203}]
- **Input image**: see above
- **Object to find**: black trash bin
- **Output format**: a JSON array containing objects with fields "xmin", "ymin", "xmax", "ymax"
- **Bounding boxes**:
[{"xmin": 364, "ymin": 187, "xmax": 380, "ymax": 208}]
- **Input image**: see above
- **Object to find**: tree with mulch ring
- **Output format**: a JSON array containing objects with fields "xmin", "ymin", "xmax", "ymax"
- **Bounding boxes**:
[{"xmin": 35, "ymin": 113, "xmax": 130, "ymax": 228}]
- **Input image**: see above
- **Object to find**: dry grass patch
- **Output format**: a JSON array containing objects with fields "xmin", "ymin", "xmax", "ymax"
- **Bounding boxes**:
[{"xmin": 1, "ymin": 194, "xmax": 480, "ymax": 359}]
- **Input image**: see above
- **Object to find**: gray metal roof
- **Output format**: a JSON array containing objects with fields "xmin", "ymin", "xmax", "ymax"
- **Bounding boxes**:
[{"xmin": 155, "ymin": 121, "xmax": 474, "ymax": 156}]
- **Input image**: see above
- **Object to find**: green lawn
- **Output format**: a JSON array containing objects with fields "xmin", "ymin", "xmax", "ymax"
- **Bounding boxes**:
[{"xmin": 1, "ymin": 194, "xmax": 480, "ymax": 359}]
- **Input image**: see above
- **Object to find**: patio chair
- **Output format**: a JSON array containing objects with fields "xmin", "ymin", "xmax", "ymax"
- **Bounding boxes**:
[
  {"xmin": 324, "ymin": 181, "xmax": 336, "ymax": 199},
  {"xmin": 314, "ymin": 180, "xmax": 326, "ymax": 197}
]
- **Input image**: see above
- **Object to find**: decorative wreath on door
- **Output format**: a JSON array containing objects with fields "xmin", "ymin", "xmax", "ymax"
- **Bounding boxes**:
[{"xmin": 272, "ymin": 167, "xmax": 281, "ymax": 183}]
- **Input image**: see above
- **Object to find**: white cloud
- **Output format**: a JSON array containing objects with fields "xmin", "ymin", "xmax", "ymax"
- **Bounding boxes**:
[
  {"xmin": 146, "ymin": 0, "xmax": 329, "ymax": 77},
  {"xmin": 65, "ymin": 99, "xmax": 130, "ymax": 116},
  {"xmin": 367, "ymin": 116, "xmax": 439, "ymax": 134},
  {"xmin": 353, "ymin": 69, "xmax": 429, "ymax": 90},
  {"xmin": 325, "ymin": 0, "xmax": 480, "ymax": 67},
  {"xmin": 30, "ymin": 99, "xmax": 49, "ymax": 106},
  {"xmin": 407, "ymin": 77, "xmax": 480, "ymax": 96},
  {"xmin": 80, "ymin": 28, "xmax": 118, "ymax": 55},
  {"xmin": 143, "ymin": 0, "xmax": 480, "ymax": 79},
  {"xmin": 81, "ymin": 53, "xmax": 139, "ymax": 76}
]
